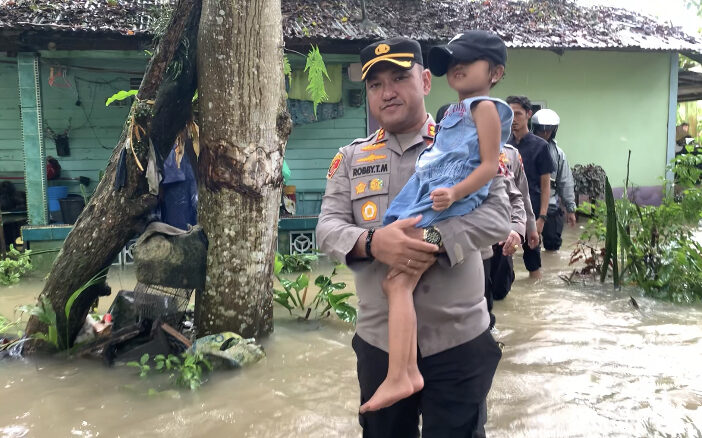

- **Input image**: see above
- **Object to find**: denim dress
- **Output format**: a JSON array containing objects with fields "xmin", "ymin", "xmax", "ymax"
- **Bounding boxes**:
[{"xmin": 383, "ymin": 96, "xmax": 513, "ymax": 228}]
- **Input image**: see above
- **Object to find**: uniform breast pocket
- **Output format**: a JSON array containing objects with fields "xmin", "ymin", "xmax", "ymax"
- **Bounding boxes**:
[{"xmin": 350, "ymin": 171, "xmax": 390, "ymax": 227}]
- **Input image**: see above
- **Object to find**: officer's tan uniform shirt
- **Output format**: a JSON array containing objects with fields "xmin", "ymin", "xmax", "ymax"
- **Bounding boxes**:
[
  {"xmin": 316, "ymin": 116, "xmax": 512, "ymax": 357},
  {"xmin": 480, "ymin": 143, "xmax": 535, "ymax": 260}
]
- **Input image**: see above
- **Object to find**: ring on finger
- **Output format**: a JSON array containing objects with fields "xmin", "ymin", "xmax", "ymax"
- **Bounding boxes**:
[{"xmin": 407, "ymin": 259, "xmax": 412, "ymax": 267}]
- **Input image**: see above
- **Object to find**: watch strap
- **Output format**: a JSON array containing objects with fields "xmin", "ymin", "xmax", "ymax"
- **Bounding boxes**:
[{"xmin": 365, "ymin": 228, "xmax": 375, "ymax": 261}]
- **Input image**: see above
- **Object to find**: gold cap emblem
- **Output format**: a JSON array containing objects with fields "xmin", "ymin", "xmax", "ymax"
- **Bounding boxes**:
[{"xmin": 375, "ymin": 44, "xmax": 391, "ymax": 55}]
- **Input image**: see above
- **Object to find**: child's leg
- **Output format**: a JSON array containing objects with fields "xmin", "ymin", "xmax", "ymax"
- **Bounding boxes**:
[
  {"xmin": 408, "ymin": 312, "xmax": 423, "ymax": 392},
  {"xmin": 360, "ymin": 269, "xmax": 422, "ymax": 413}
]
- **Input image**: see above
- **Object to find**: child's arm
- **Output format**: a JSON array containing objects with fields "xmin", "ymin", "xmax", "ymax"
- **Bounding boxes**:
[{"xmin": 430, "ymin": 100, "xmax": 501, "ymax": 211}]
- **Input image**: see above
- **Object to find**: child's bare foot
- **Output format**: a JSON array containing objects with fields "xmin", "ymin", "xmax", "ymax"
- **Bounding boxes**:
[
  {"xmin": 359, "ymin": 374, "xmax": 416, "ymax": 413},
  {"xmin": 408, "ymin": 364, "xmax": 424, "ymax": 393}
]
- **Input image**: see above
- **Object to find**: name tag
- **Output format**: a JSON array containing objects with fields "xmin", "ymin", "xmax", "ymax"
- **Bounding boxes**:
[{"xmin": 352, "ymin": 163, "xmax": 388, "ymax": 177}]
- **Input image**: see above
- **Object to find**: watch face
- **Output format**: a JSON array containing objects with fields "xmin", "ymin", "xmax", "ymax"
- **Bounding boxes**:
[{"xmin": 425, "ymin": 228, "xmax": 441, "ymax": 245}]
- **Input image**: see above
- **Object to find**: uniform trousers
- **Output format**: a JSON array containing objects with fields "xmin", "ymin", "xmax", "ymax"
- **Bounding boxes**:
[
  {"xmin": 522, "ymin": 240, "xmax": 541, "ymax": 272},
  {"xmin": 353, "ymin": 330, "xmax": 501, "ymax": 438}
]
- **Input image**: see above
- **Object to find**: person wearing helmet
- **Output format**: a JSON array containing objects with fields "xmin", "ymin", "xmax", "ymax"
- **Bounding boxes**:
[{"xmin": 531, "ymin": 109, "xmax": 577, "ymax": 251}]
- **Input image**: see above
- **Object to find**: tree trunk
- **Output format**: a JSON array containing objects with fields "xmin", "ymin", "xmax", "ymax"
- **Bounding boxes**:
[
  {"xmin": 25, "ymin": 0, "xmax": 202, "ymax": 349},
  {"xmin": 195, "ymin": 0, "xmax": 291, "ymax": 338}
]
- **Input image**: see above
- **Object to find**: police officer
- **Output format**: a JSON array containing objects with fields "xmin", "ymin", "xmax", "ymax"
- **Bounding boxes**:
[
  {"xmin": 484, "ymin": 144, "xmax": 536, "ymax": 320},
  {"xmin": 317, "ymin": 37, "xmax": 512, "ymax": 437},
  {"xmin": 531, "ymin": 109, "xmax": 576, "ymax": 251}
]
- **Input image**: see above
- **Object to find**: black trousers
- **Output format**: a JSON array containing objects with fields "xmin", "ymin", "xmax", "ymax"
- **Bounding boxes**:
[
  {"xmin": 542, "ymin": 208, "xmax": 565, "ymax": 251},
  {"xmin": 482, "ymin": 258, "xmax": 495, "ymax": 329},
  {"xmin": 353, "ymin": 331, "xmax": 502, "ymax": 438},
  {"xmin": 488, "ymin": 244, "xmax": 515, "ymax": 301},
  {"xmin": 522, "ymin": 240, "xmax": 541, "ymax": 272}
]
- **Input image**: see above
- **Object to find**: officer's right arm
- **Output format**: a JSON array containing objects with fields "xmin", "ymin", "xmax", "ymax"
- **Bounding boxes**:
[{"xmin": 316, "ymin": 149, "xmax": 367, "ymax": 265}]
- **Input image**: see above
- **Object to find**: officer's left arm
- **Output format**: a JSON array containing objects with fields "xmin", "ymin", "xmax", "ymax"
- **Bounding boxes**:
[
  {"xmin": 507, "ymin": 176, "xmax": 526, "ymax": 239},
  {"xmin": 434, "ymin": 176, "xmax": 511, "ymax": 267}
]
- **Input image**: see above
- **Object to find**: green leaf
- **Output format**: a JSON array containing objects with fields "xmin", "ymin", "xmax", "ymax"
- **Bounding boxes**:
[
  {"xmin": 105, "ymin": 89, "xmax": 138, "ymax": 106},
  {"xmin": 140, "ymin": 353, "xmax": 150, "ymax": 365},
  {"xmin": 274, "ymin": 296, "xmax": 295, "ymax": 313},
  {"xmin": 274, "ymin": 253, "xmax": 283, "ymax": 275},
  {"xmin": 64, "ymin": 269, "xmax": 108, "ymax": 347},
  {"xmin": 283, "ymin": 56, "xmax": 292, "ymax": 87},
  {"xmin": 304, "ymin": 45, "xmax": 329, "ymax": 117},
  {"xmin": 295, "ymin": 273, "xmax": 309, "ymax": 290},
  {"xmin": 332, "ymin": 302, "xmax": 357, "ymax": 324}
]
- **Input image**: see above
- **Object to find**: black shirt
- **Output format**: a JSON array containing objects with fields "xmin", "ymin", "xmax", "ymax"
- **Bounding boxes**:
[{"xmin": 508, "ymin": 132, "xmax": 555, "ymax": 216}]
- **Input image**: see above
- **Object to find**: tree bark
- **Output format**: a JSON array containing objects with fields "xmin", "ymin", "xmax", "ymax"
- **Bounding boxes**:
[
  {"xmin": 25, "ymin": 0, "xmax": 202, "ymax": 349},
  {"xmin": 196, "ymin": 0, "xmax": 291, "ymax": 338}
]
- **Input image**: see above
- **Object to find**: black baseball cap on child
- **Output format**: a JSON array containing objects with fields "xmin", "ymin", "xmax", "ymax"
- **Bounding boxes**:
[
  {"xmin": 360, "ymin": 37, "xmax": 423, "ymax": 80},
  {"xmin": 428, "ymin": 30, "xmax": 507, "ymax": 77}
]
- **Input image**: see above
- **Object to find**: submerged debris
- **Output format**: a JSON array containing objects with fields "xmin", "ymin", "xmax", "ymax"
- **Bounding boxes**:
[{"xmin": 188, "ymin": 332, "xmax": 265, "ymax": 369}]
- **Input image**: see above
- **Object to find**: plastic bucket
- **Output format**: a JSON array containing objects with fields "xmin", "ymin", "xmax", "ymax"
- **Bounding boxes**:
[
  {"xmin": 47, "ymin": 185, "xmax": 69, "ymax": 212},
  {"xmin": 59, "ymin": 195, "xmax": 85, "ymax": 225}
]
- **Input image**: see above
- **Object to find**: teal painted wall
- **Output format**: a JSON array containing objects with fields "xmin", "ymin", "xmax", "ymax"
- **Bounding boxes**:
[
  {"xmin": 2, "ymin": 52, "xmax": 366, "ymax": 219},
  {"xmin": 285, "ymin": 67, "xmax": 367, "ymax": 193},
  {"xmin": 39, "ymin": 55, "xmax": 147, "ymax": 195},
  {"xmin": 0, "ymin": 57, "xmax": 23, "ymax": 193},
  {"xmin": 426, "ymin": 49, "xmax": 672, "ymax": 187}
]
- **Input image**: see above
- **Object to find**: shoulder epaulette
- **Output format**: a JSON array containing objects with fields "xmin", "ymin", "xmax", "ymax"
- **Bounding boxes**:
[{"xmin": 349, "ymin": 129, "xmax": 382, "ymax": 146}]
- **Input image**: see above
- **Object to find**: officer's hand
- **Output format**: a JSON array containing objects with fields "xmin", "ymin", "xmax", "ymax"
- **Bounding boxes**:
[
  {"xmin": 535, "ymin": 217, "xmax": 545, "ymax": 234},
  {"xmin": 371, "ymin": 216, "xmax": 438, "ymax": 275},
  {"xmin": 429, "ymin": 187, "xmax": 456, "ymax": 211},
  {"xmin": 501, "ymin": 231, "xmax": 522, "ymax": 256},
  {"xmin": 527, "ymin": 230, "xmax": 540, "ymax": 249},
  {"xmin": 566, "ymin": 212, "xmax": 577, "ymax": 226}
]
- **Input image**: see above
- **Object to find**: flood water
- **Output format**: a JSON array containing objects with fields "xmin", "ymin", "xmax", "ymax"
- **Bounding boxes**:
[{"xmin": 1, "ymin": 226, "xmax": 701, "ymax": 437}]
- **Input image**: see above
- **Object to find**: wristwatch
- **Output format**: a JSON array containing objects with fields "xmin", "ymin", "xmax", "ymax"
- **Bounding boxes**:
[
  {"xmin": 423, "ymin": 226, "xmax": 443, "ymax": 247},
  {"xmin": 538, "ymin": 214, "xmax": 548, "ymax": 222}
]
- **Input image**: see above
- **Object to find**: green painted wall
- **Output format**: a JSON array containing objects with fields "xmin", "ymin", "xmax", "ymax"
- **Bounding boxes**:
[
  {"xmin": 39, "ymin": 56, "xmax": 146, "ymax": 195},
  {"xmin": 0, "ymin": 57, "xmax": 23, "ymax": 192},
  {"xmin": 284, "ymin": 67, "xmax": 367, "ymax": 193},
  {"xmin": 426, "ymin": 49, "xmax": 673, "ymax": 187},
  {"xmin": 2, "ymin": 51, "xmax": 366, "ymax": 220}
]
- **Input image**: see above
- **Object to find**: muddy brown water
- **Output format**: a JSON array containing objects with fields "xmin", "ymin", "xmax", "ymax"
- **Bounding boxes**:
[{"xmin": 1, "ymin": 226, "xmax": 701, "ymax": 437}]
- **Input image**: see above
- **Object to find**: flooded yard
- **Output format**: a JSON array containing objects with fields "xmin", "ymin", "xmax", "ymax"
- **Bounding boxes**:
[{"xmin": 1, "ymin": 226, "xmax": 701, "ymax": 437}]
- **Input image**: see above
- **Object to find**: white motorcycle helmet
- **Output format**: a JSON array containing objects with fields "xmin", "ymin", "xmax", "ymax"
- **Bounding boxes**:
[{"xmin": 532, "ymin": 108, "xmax": 560, "ymax": 140}]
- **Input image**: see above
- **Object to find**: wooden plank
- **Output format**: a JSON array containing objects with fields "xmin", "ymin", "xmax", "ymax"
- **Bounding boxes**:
[
  {"xmin": 287, "ymin": 139, "xmax": 355, "ymax": 149},
  {"xmin": 278, "ymin": 217, "xmax": 319, "ymax": 231},
  {"xmin": 57, "ymin": 159, "xmax": 110, "ymax": 172},
  {"xmin": 285, "ymin": 179, "xmax": 327, "ymax": 192},
  {"xmin": 286, "ymin": 158, "xmax": 336, "ymax": 169},
  {"xmin": 289, "ymin": 127, "xmax": 362, "ymax": 140},
  {"xmin": 160, "ymin": 322, "xmax": 192, "ymax": 348},
  {"xmin": 22, "ymin": 225, "xmax": 74, "ymax": 242},
  {"xmin": 284, "ymin": 148, "xmax": 339, "ymax": 159}
]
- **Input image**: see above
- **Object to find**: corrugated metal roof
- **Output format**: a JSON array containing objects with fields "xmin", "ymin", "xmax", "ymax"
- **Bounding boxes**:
[{"xmin": 0, "ymin": 0, "xmax": 700, "ymax": 53}]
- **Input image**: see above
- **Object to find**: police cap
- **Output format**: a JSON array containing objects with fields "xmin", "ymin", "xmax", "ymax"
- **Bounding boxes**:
[{"xmin": 360, "ymin": 37, "xmax": 423, "ymax": 80}]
